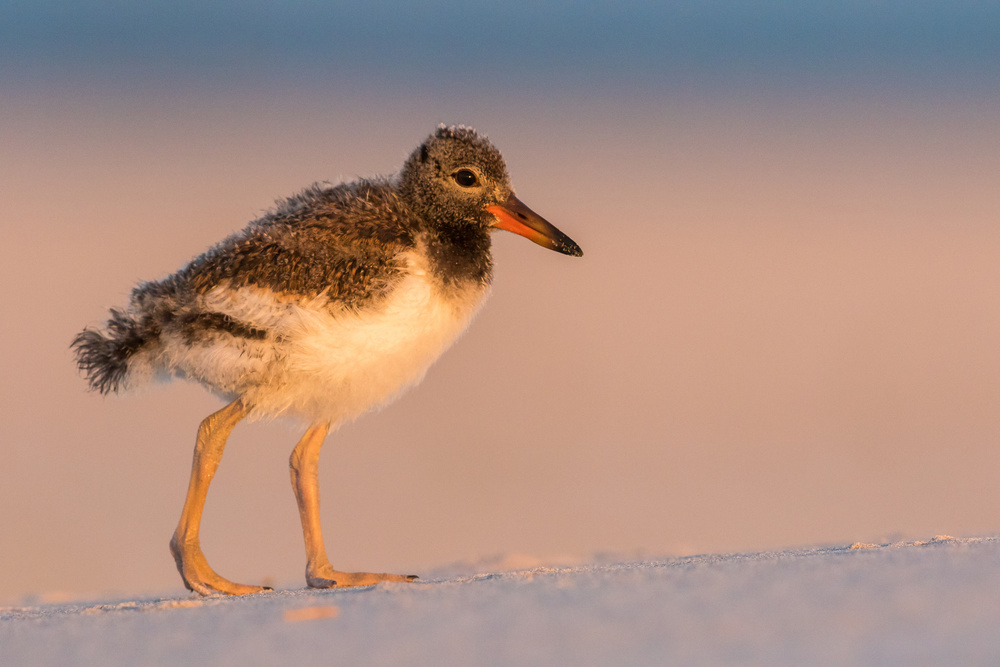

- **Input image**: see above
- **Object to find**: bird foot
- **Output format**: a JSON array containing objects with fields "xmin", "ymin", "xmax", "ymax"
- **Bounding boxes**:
[
  {"xmin": 306, "ymin": 565, "xmax": 418, "ymax": 588},
  {"xmin": 170, "ymin": 536, "xmax": 272, "ymax": 596}
]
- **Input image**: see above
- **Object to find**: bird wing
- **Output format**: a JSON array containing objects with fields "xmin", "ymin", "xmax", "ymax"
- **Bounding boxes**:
[{"xmin": 182, "ymin": 181, "xmax": 415, "ymax": 308}]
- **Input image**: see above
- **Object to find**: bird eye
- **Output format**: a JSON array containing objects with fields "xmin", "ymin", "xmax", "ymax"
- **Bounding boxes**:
[{"xmin": 453, "ymin": 169, "xmax": 479, "ymax": 187}]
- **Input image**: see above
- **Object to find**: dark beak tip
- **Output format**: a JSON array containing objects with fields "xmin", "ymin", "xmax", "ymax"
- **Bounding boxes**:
[{"xmin": 559, "ymin": 238, "xmax": 584, "ymax": 257}]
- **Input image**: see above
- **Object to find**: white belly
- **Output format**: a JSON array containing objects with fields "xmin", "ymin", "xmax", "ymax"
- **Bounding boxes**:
[{"xmin": 179, "ymin": 260, "xmax": 489, "ymax": 424}]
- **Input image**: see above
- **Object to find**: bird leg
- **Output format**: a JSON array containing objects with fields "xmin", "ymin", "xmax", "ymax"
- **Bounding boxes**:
[
  {"xmin": 169, "ymin": 399, "xmax": 269, "ymax": 595},
  {"xmin": 289, "ymin": 422, "xmax": 417, "ymax": 587}
]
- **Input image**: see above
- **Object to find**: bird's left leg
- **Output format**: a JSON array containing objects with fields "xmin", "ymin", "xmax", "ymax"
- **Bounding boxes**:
[
  {"xmin": 289, "ymin": 422, "xmax": 417, "ymax": 587},
  {"xmin": 169, "ymin": 399, "xmax": 270, "ymax": 595}
]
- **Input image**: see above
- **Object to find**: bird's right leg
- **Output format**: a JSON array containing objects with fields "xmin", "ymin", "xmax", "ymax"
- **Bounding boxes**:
[
  {"xmin": 289, "ymin": 422, "xmax": 417, "ymax": 588},
  {"xmin": 169, "ymin": 399, "xmax": 269, "ymax": 596}
]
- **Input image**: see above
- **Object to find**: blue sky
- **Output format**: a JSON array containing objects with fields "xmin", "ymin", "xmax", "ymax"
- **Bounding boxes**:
[{"xmin": 5, "ymin": 2, "xmax": 999, "ymax": 96}]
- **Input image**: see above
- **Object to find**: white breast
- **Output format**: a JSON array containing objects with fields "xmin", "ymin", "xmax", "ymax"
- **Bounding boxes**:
[{"xmin": 188, "ymin": 252, "xmax": 489, "ymax": 425}]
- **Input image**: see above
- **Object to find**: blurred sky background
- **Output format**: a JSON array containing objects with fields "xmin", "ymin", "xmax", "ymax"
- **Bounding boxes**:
[{"xmin": 2, "ymin": 1, "xmax": 999, "ymax": 602}]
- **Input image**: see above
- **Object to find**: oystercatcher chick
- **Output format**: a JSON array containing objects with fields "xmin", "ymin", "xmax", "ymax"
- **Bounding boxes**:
[{"xmin": 72, "ymin": 125, "xmax": 583, "ymax": 596}]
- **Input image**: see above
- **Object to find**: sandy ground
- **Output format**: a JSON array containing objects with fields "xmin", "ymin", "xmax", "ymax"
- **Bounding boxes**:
[{"xmin": 3, "ymin": 535, "xmax": 999, "ymax": 666}]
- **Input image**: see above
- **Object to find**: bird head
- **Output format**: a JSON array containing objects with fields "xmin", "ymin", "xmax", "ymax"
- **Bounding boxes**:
[{"xmin": 400, "ymin": 125, "xmax": 583, "ymax": 257}]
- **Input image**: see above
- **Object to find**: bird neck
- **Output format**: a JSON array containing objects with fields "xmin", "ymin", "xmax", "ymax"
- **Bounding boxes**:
[{"xmin": 423, "ymin": 222, "xmax": 494, "ymax": 289}]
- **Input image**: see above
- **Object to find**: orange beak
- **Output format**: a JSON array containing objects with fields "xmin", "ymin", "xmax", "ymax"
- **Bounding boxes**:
[{"xmin": 486, "ymin": 194, "xmax": 583, "ymax": 257}]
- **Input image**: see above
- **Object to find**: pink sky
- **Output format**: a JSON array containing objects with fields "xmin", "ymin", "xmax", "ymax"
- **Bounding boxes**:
[{"xmin": 2, "ymin": 87, "xmax": 998, "ymax": 601}]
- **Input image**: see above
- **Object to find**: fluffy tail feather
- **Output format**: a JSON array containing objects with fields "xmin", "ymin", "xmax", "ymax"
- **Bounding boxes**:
[{"xmin": 72, "ymin": 309, "xmax": 151, "ymax": 394}]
